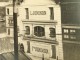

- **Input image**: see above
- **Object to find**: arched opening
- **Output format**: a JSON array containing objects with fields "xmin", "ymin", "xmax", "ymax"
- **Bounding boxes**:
[
  {"xmin": 20, "ymin": 43, "xmax": 24, "ymax": 52},
  {"xmin": 34, "ymin": 26, "xmax": 45, "ymax": 37}
]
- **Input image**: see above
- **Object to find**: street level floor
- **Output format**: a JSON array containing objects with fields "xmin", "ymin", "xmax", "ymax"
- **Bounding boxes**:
[{"xmin": 26, "ymin": 53, "xmax": 56, "ymax": 60}]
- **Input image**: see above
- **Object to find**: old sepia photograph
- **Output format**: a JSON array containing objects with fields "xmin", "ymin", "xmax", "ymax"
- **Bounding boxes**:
[{"xmin": 0, "ymin": 0, "xmax": 80, "ymax": 60}]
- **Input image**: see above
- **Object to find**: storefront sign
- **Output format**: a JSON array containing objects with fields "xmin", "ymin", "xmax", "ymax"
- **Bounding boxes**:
[
  {"xmin": 32, "ymin": 46, "xmax": 48, "ymax": 53},
  {"xmin": 30, "ymin": 11, "xmax": 46, "ymax": 15},
  {"xmin": 30, "ymin": 42, "xmax": 52, "ymax": 58}
]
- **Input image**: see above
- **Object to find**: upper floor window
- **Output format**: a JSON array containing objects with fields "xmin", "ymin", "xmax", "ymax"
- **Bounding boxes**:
[
  {"xmin": 64, "ymin": 35, "xmax": 69, "ymax": 39},
  {"xmin": 25, "ymin": 26, "xmax": 30, "ymax": 35},
  {"xmin": 49, "ymin": 7, "xmax": 54, "ymax": 20},
  {"xmin": 25, "ymin": 8, "xmax": 29, "ymax": 19},
  {"xmin": 8, "ymin": 28, "xmax": 10, "ymax": 35},
  {"xmin": 64, "ymin": 29, "xmax": 69, "ymax": 33},
  {"xmin": 34, "ymin": 26, "xmax": 45, "ymax": 37},
  {"xmin": 17, "ymin": 0, "xmax": 24, "ymax": 5},
  {"xmin": 70, "ymin": 35, "xmax": 76, "ymax": 40},
  {"xmin": 49, "ymin": 28, "xmax": 56, "ymax": 37},
  {"xmin": 70, "ymin": 29, "xmax": 76, "ymax": 34},
  {"xmin": 8, "ymin": 17, "xmax": 13, "ymax": 26},
  {"xmin": 62, "ymin": 28, "xmax": 78, "ymax": 40},
  {"xmin": 7, "ymin": 8, "xmax": 9, "ymax": 15},
  {"xmin": 17, "ymin": 26, "xmax": 19, "ymax": 33}
]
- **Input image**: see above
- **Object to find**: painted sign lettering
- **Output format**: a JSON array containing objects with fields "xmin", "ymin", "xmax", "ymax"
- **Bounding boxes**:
[
  {"xmin": 32, "ymin": 46, "xmax": 48, "ymax": 53},
  {"xmin": 30, "ymin": 11, "xmax": 46, "ymax": 15}
]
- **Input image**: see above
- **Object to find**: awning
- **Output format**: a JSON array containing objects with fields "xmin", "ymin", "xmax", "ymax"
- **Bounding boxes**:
[{"xmin": 0, "ymin": 51, "xmax": 32, "ymax": 60}]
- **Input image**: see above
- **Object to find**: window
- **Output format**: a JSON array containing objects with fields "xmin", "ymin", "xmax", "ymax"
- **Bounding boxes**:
[
  {"xmin": 64, "ymin": 35, "xmax": 69, "ymax": 39},
  {"xmin": 70, "ymin": 35, "xmax": 76, "ymax": 39},
  {"xmin": 17, "ymin": 0, "xmax": 24, "ymax": 5},
  {"xmin": 62, "ymin": 28, "xmax": 77, "ymax": 40},
  {"xmin": 7, "ymin": 8, "xmax": 9, "ymax": 15},
  {"xmin": 49, "ymin": 7, "xmax": 54, "ymax": 20},
  {"xmin": 20, "ymin": 43, "xmax": 24, "ymax": 52},
  {"xmin": 70, "ymin": 29, "xmax": 76, "ymax": 33},
  {"xmin": 8, "ymin": 17, "xmax": 13, "ymax": 26},
  {"xmin": 25, "ymin": 26, "xmax": 30, "ymax": 35},
  {"xmin": 27, "ymin": 41, "xmax": 30, "ymax": 53},
  {"xmin": 52, "ymin": 45, "xmax": 56, "ymax": 59},
  {"xmin": 8, "ymin": 29, "xmax": 10, "ymax": 35},
  {"xmin": 25, "ymin": 8, "xmax": 29, "ymax": 19},
  {"xmin": 17, "ymin": 26, "xmax": 19, "ymax": 33},
  {"xmin": 64, "ymin": 29, "xmax": 69, "ymax": 33},
  {"xmin": 34, "ymin": 26, "xmax": 45, "ymax": 37},
  {"xmin": 49, "ymin": 28, "xmax": 56, "ymax": 37}
]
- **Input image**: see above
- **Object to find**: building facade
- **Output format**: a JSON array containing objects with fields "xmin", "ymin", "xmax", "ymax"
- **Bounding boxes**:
[
  {"xmin": 18, "ymin": 0, "xmax": 63, "ymax": 60},
  {"xmin": 61, "ymin": 1, "xmax": 80, "ymax": 60},
  {"xmin": 5, "ymin": 0, "xmax": 64, "ymax": 60},
  {"xmin": 5, "ymin": 1, "xmax": 22, "ymax": 52},
  {"xmin": 6, "ymin": 4, "xmax": 13, "ymax": 37}
]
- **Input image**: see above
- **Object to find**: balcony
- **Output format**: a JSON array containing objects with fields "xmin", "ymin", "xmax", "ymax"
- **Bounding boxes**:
[
  {"xmin": 23, "ymin": 35, "xmax": 58, "ymax": 44},
  {"xmin": 22, "ymin": 19, "xmax": 57, "ymax": 25}
]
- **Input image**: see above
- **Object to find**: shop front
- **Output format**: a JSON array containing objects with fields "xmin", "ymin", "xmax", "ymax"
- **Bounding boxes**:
[{"xmin": 27, "ymin": 41, "xmax": 56, "ymax": 59}]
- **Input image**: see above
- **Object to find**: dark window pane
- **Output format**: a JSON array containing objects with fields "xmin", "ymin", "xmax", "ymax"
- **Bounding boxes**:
[
  {"xmin": 52, "ymin": 45, "xmax": 56, "ymax": 59},
  {"xmin": 49, "ymin": 28, "xmax": 56, "ymax": 37},
  {"xmin": 25, "ymin": 8, "xmax": 29, "ymax": 19},
  {"xmin": 25, "ymin": 26, "xmax": 30, "ymax": 35},
  {"xmin": 7, "ymin": 8, "xmax": 9, "ymax": 15},
  {"xmin": 27, "ymin": 41, "xmax": 30, "ymax": 53},
  {"xmin": 8, "ymin": 29, "xmax": 10, "ymax": 35},
  {"xmin": 34, "ymin": 26, "xmax": 45, "ymax": 37},
  {"xmin": 49, "ymin": 7, "xmax": 54, "ymax": 20}
]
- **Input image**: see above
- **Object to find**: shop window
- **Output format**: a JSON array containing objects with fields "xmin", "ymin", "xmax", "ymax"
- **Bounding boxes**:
[
  {"xmin": 49, "ymin": 28, "xmax": 56, "ymax": 37},
  {"xmin": 34, "ymin": 26, "xmax": 45, "ymax": 37},
  {"xmin": 25, "ymin": 26, "xmax": 30, "ymax": 35},
  {"xmin": 8, "ymin": 29, "xmax": 10, "ymax": 35},
  {"xmin": 49, "ymin": 7, "xmax": 54, "ymax": 20},
  {"xmin": 25, "ymin": 8, "xmax": 29, "ymax": 19},
  {"xmin": 7, "ymin": 8, "xmax": 9, "ymax": 15}
]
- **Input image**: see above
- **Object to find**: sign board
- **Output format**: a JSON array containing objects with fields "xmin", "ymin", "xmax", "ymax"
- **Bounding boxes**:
[
  {"xmin": 29, "ymin": 7, "xmax": 50, "ymax": 20},
  {"xmin": 30, "ymin": 41, "xmax": 52, "ymax": 58},
  {"xmin": 30, "ymin": 11, "xmax": 46, "ymax": 15}
]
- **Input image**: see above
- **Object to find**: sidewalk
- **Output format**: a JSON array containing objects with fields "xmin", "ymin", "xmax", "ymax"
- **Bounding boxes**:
[{"xmin": 26, "ymin": 53, "xmax": 56, "ymax": 60}]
